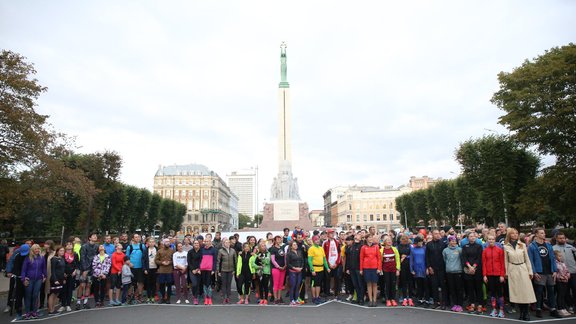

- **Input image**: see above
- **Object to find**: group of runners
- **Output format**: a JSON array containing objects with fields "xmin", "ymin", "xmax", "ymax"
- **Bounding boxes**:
[{"xmin": 3, "ymin": 223, "xmax": 576, "ymax": 321}]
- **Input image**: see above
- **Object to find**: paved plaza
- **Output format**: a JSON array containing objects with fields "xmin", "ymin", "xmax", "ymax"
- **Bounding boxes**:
[{"xmin": 1, "ymin": 296, "xmax": 574, "ymax": 324}]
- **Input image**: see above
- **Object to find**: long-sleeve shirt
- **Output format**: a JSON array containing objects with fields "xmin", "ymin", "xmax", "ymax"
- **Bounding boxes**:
[
  {"xmin": 443, "ymin": 246, "xmax": 463, "ymax": 273},
  {"xmin": 21, "ymin": 256, "xmax": 46, "ymax": 282},
  {"xmin": 187, "ymin": 248, "xmax": 202, "ymax": 272},
  {"xmin": 80, "ymin": 243, "xmax": 99, "ymax": 272},
  {"xmin": 286, "ymin": 249, "xmax": 305, "ymax": 271},
  {"xmin": 92, "ymin": 254, "xmax": 111, "ymax": 277},
  {"xmin": 425, "ymin": 240, "xmax": 446, "ymax": 270},
  {"xmin": 50, "ymin": 257, "xmax": 66, "ymax": 282},
  {"xmin": 462, "ymin": 242, "xmax": 483, "ymax": 274},
  {"xmin": 345, "ymin": 242, "xmax": 362, "ymax": 271},
  {"xmin": 154, "ymin": 247, "xmax": 174, "ymax": 274},
  {"xmin": 199, "ymin": 246, "xmax": 217, "ymax": 272},
  {"xmin": 410, "ymin": 246, "xmax": 427, "ymax": 278},
  {"xmin": 482, "ymin": 245, "xmax": 505, "ymax": 277},
  {"xmin": 360, "ymin": 244, "xmax": 382, "ymax": 271}
]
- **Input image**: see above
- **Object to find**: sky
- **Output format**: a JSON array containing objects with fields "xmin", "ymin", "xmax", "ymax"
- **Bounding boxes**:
[{"xmin": 1, "ymin": 0, "xmax": 575, "ymax": 211}]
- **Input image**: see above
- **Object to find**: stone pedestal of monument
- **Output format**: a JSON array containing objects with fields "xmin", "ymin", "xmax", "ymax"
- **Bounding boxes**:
[{"xmin": 259, "ymin": 201, "xmax": 313, "ymax": 230}]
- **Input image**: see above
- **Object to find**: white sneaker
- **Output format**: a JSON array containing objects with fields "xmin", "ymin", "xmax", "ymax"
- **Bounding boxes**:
[
  {"xmin": 57, "ymin": 306, "xmax": 65, "ymax": 313},
  {"xmin": 3, "ymin": 306, "xmax": 10, "ymax": 313},
  {"xmin": 185, "ymin": 300, "xmax": 190, "ymax": 304},
  {"xmin": 66, "ymin": 306, "xmax": 72, "ymax": 312},
  {"xmin": 346, "ymin": 295, "xmax": 353, "ymax": 301},
  {"xmin": 176, "ymin": 299, "xmax": 181, "ymax": 304}
]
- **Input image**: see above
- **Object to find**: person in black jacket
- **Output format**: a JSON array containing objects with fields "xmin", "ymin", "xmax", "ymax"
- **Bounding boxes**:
[
  {"xmin": 346, "ymin": 234, "xmax": 364, "ymax": 305},
  {"xmin": 286, "ymin": 241, "xmax": 304, "ymax": 305},
  {"xmin": 462, "ymin": 231, "xmax": 484, "ymax": 314},
  {"xmin": 426, "ymin": 230, "xmax": 448, "ymax": 309},
  {"xmin": 397, "ymin": 234, "xmax": 415, "ymax": 306},
  {"xmin": 48, "ymin": 246, "xmax": 65, "ymax": 315},
  {"xmin": 77, "ymin": 234, "xmax": 99, "ymax": 310},
  {"xmin": 61, "ymin": 242, "xmax": 79, "ymax": 312},
  {"xmin": 187, "ymin": 240, "xmax": 203, "ymax": 305}
]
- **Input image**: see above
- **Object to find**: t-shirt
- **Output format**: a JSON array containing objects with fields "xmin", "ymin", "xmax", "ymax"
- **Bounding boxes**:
[
  {"xmin": 537, "ymin": 242, "xmax": 551, "ymax": 274},
  {"xmin": 308, "ymin": 245, "xmax": 326, "ymax": 273},
  {"xmin": 382, "ymin": 247, "xmax": 397, "ymax": 273},
  {"xmin": 327, "ymin": 240, "xmax": 338, "ymax": 267},
  {"xmin": 269, "ymin": 246, "xmax": 286, "ymax": 268},
  {"xmin": 148, "ymin": 247, "xmax": 157, "ymax": 269},
  {"xmin": 127, "ymin": 243, "xmax": 146, "ymax": 269},
  {"xmin": 172, "ymin": 251, "xmax": 188, "ymax": 269}
]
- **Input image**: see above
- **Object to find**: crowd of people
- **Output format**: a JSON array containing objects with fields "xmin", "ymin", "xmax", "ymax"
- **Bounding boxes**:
[{"xmin": 2, "ymin": 223, "xmax": 576, "ymax": 321}]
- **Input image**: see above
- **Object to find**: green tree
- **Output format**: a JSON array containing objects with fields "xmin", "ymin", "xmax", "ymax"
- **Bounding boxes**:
[
  {"xmin": 491, "ymin": 44, "xmax": 576, "ymax": 225},
  {"xmin": 238, "ymin": 213, "xmax": 251, "ymax": 229},
  {"xmin": 455, "ymin": 135, "xmax": 540, "ymax": 227}
]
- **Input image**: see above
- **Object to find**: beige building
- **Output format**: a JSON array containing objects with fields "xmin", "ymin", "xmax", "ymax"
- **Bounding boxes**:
[
  {"xmin": 308, "ymin": 209, "xmax": 324, "ymax": 227},
  {"xmin": 334, "ymin": 185, "xmax": 412, "ymax": 231},
  {"xmin": 153, "ymin": 164, "xmax": 238, "ymax": 235},
  {"xmin": 409, "ymin": 175, "xmax": 441, "ymax": 191}
]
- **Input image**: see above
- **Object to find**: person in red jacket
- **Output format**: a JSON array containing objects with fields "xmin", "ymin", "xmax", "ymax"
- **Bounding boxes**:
[
  {"xmin": 482, "ymin": 235, "xmax": 506, "ymax": 318},
  {"xmin": 322, "ymin": 229, "xmax": 341, "ymax": 299},
  {"xmin": 360, "ymin": 234, "xmax": 382, "ymax": 307},
  {"xmin": 108, "ymin": 244, "xmax": 125, "ymax": 306}
]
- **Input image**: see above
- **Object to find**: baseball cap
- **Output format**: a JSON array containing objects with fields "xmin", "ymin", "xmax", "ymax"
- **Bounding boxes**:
[
  {"xmin": 20, "ymin": 244, "xmax": 30, "ymax": 256},
  {"xmin": 312, "ymin": 235, "xmax": 320, "ymax": 242},
  {"xmin": 327, "ymin": 229, "xmax": 335, "ymax": 233}
]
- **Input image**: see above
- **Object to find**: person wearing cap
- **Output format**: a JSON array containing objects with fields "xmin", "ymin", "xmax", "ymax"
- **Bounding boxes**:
[
  {"xmin": 5, "ymin": 242, "xmax": 30, "ymax": 319},
  {"xmin": 341, "ymin": 235, "xmax": 354, "ymax": 302},
  {"xmin": 154, "ymin": 238, "xmax": 174, "ymax": 304},
  {"xmin": 345, "ymin": 234, "xmax": 364, "ymax": 305},
  {"xmin": 443, "ymin": 236, "xmax": 464, "ymax": 312},
  {"xmin": 410, "ymin": 236, "xmax": 427, "ymax": 307},
  {"xmin": 322, "ymin": 229, "xmax": 342, "ymax": 300},
  {"xmin": 308, "ymin": 235, "xmax": 330, "ymax": 305}
]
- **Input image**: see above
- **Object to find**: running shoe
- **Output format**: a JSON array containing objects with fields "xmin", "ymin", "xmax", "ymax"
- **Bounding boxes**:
[
  {"xmin": 194, "ymin": 297, "xmax": 199, "ymax": 305},
  {"xmin": 185, "ymin": 299, "xmax": 190, "ymax": 304},
  {"xmin": 408, "ymin": 298, "xmax": 414, "ymax": 306},
  {"xmin": 244, "ymin": 298, "xmax": 249, "ymax": 305},
  {"xmin": 451, "ymin": 305, "xmax": 457, "ymax": 312},
  {"xmin": 386, "ymin": 300, "xmax": 392, "ymax": 307},
  {"xmin": 490, "ymin": 309, "xmax": 497, "ymax": 317},
  {"xmin": 391, "ymin": 300, "xmax": 398, "ymax": 306},
  {"xmin": 66, "ymin": 306, "xmax": 72, "ymax": 312},
  {"xmin": 402, "ymin": 299, "xmax": 408, "ymax": 306},
  {"xmin": 498, "ymin": 310, "xmax": 505, "ymax": 318},
  {"xmin": 176, "ymin": 299, "xmax": 181, "ymax": 304},
  {"xmin": 237, "ymin": 299, "xmax": 244, "ymax": 305}
]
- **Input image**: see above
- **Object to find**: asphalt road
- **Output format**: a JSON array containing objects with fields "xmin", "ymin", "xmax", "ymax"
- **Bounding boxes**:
[{"xmin": 1, "ymin": 297, "xmax": 575, "ymax": 324}]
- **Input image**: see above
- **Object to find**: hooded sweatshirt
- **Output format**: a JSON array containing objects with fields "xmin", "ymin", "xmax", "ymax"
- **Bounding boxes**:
[{"xmin": 442, "ymin": 245, "xmax": 463, "ymax": 273}]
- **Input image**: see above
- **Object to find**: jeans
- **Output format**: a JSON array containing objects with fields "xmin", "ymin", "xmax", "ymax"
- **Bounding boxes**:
[
  {"xmin": 24, "ymin": 279, "xmax": 42, "ymax": 314},
  {"xmin": 288, "ymin": 271, "xmax": 303, "ymax": 301},
  {"xmin": 535, "ymin": 282, "xmax": 557, "ymax": 310}
]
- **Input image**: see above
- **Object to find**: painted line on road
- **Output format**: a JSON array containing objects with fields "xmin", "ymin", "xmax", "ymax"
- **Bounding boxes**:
[
  {"xmin": 335, "ymin": 301, "xmax": 575, "ymax": 323},
  {"xmin": 10, "ymin": 300, "xmax": 336, "ymax": 322}
]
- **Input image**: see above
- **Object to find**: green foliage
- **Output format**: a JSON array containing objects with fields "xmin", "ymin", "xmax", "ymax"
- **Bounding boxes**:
[
  {"xmin": 455, "ymin": 135, "xmax": 539, "ymax": 227},
  {"xmin": 238, "ymin": 213, "xmax": 251, "ymax": 229}
]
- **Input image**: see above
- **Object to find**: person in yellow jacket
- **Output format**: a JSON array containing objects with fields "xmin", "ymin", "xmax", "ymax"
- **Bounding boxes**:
[
  {"xmin": 380, "ymin": 236, "xmax": 400, "ymax": 306},
  {"xmin": 236, "ymin": 243, "xmax": 255, "ymax": 304}
]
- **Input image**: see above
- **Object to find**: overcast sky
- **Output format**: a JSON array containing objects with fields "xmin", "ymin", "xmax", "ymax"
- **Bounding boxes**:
[{"xmin": 1, "ymin": 0, "xmax": 574, "ymax": 210}]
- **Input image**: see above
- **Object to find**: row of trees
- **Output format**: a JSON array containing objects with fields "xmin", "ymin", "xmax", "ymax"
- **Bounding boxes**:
[
  {"xmin": 0, "ymin": 50, "xmax": 185, "ymax": 239},
  {"xmin": 396, "ymin": 43, "xmax": 576, "ymax": 229}
]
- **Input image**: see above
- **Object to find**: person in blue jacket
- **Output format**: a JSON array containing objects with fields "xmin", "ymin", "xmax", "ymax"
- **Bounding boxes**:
[
  {"xmin": 528, "ymin": 228, "xmax": 561, "ymax": 318},
  {"xmin": 410, "ymin": 236, "xmax": 427, "ymax": 306}
]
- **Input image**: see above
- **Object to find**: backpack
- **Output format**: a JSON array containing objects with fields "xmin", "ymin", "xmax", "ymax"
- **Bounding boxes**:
[{"xmin": 127, "ymin": 243, "xmax": 145, "ymax": 256}]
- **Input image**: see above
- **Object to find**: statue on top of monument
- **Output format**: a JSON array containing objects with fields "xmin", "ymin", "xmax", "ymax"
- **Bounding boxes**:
[{"xmin": 280, "ymin": 42, "xmax": 287, "ymax": 83}]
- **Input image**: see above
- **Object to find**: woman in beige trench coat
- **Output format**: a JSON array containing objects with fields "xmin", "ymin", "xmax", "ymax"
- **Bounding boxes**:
[{"xmin": 503, "ymin": 228, "xmax": 536, "ymax": 321}]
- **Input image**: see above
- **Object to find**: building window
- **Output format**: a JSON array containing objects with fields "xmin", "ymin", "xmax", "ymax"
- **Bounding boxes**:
[
  {"xmin": 356, "ymin": 215, "xmax": 360, "ymax": 222},
  {"xmin": 376, "ymin": 213, "xmax": 380, "ymax": 221},
  {"xmin": 370, "ymin": 214, "xmax": 374, "ymax": 221},
  {"xmin": 194, "ymin": 214, "xmax": 199, "ymax": 221},
  {"xmin": 347, "ymin": 215, "xmax": 351, "ymax": 222},
  {"xmin": 390, "ymin": 213, "xmax": 394, "ymax": 221},
  {"xmin": 187, "ymin": 214, "xmax": 191, "ymax": 221},
  {"xmin": 363, "ymin": 214, "xmax": 367, "ymax": 222},
  {"xmin": 383, "ymin": 214, "xmax": 387, "ymax": 221}
]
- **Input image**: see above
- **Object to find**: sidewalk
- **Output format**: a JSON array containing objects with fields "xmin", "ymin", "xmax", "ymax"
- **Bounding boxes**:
[{"xmin": 0, "ymin": 273, "xmax": 9, "ymax": 294}]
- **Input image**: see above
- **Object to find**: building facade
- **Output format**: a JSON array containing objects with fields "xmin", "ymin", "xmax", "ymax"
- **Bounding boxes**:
[
  {"xmin": 226, "ymin": 168, "xmax": 258, "ymax": 218},
  {"xmin": 153, "ymin": 164, "xmax": 238, "ymax": 235},
  {"xmin": 322, "ymin": 186, "xmax": 348, "ymax": 227},
  {"xmin": 331, "ymin": 185, "xmax": 412, "ymax": 231},
  {"xmin": 308, "ymin": 210, "xmax": 324, "ymax": 227},
  {"xmin": 409, "ymin": 175, "xmax": 441, "ymax": 191}
]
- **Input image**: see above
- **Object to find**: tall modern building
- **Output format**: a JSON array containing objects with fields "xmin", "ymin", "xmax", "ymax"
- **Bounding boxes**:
[
  {"xmin": 153, "ymin": 164, "xmax": 238, "ymax": 234},
  {"xmin": 226, "ymin": 167, "xmax": 258, "ymax": 218}
]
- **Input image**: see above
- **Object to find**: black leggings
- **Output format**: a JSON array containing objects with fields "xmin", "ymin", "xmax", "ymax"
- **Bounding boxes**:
[
  {"xmin": 383, "ymin": 272, "xmax": 397, "ymax": 300},
  {"xmin": 146, "ymin": 269, "xmax": 157, "ymax": 298},
  {"xmin": 93, "ymin": 278, "xmax": 107, "ymax": 303},
  {"xmin": 237, "ymin": 272, "xmax": 252, "ymax": 296},
  {"xmin": 259, "ymin": 274, "xmax": 270, "ymax": 300},
  {"xmin": 446, "ymin": 272, "xmax": 463, "ymax": 306},
  {"xmin": 398, "ymin": 268, "xmax": 414, "ymax": 299},
  {"xmin": 414, "ymin": 277, "xmax": 427, "ymax": 301},
  {"xmin": 464, "ymin": 274, "xmax": 484, "ymax": 305},
  {"xmin": 486, "ymin": 276, "xmax": 503, "ymax": 298}
]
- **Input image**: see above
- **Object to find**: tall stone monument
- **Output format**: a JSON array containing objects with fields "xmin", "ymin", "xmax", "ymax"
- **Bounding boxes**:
[{"xmin": 260, "ymin": 43, "xmax": 313, "ymax": 230}]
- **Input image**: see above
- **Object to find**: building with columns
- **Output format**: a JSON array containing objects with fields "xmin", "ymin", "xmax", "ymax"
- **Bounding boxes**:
[{"xmin": 153, "ymin": 164, "xmax": 238, "ymax": 234}]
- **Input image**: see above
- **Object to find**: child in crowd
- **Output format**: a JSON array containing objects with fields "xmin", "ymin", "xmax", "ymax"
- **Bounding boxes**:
[
  {"xmin": 554, "ymin": 250, "xmax": 571, "ymax": 317},
  {"xmin": 121, "ymin": 256, "xmax": 133, "ymax": 305}
]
